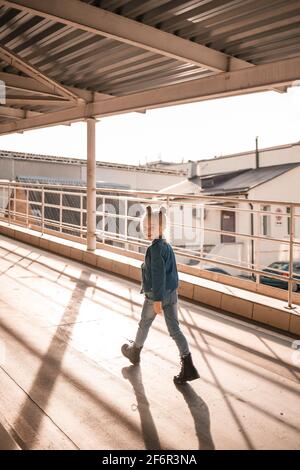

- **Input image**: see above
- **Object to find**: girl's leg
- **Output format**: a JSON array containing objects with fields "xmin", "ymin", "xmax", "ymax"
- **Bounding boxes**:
[
  {"xmin": 163, "ymin": 291, "xmax": 190, "ymax": 357},
  {"xmin": 134, "ymin": 296, "xmax": 157, "ymax": 348}
]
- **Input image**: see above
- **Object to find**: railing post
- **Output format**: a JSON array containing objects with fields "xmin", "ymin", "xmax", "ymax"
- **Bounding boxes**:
[
  {"xmin": 124, "ymin": 197, "xmax": 129, "ymax": 251},
  {"xmin": 86, "ymin": 118, "xmax": 97, "ymax": 251},
  {"xmin": 13, "ymin": 185, "xmax": 16, "ymax": 223},
  {"xmin": 59, "ymin": 192, "xmax": 62, "ymax": 233},
  {"xmin": 80, "ymin": 193, "xmax": 83, "ymax": 238},
  {"xmin": 255, "ymin": 204, "xmax": 260, "ymax": 288},
  {"xmin": 287, "ymin": 204, "xmax": 295, "ymax": 309},
  {"xmin": 41, "ymin": 185, "xmax": 45, "ymax": 233},
  {"xmin": 200, "ymin": 201, "xmax": 204, "ymax": 269},
  {"xmin": 166, "ymin": 195, "xmax": 170, "ymax": 242},
  {"xmin": 8, "ymin": 182, "xmax": 11, "ymax": 224},
  {"xmin": 26, "ymin": 188, "xmax": 29, "ymax": 227},
  {"xmin": 102, "ymin": 196, "xmax": 105, "ymax": 244}
]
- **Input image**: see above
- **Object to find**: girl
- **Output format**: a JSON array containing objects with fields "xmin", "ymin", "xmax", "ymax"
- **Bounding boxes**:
[{"xmin": 121, "ymin": 206, "xmax": 199, "ymax": 384}]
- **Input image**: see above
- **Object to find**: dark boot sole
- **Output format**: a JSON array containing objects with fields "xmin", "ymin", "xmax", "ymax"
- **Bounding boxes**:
[{"xmin": 173, "ymin": 372, "xmax": 200, "ymax": 384}]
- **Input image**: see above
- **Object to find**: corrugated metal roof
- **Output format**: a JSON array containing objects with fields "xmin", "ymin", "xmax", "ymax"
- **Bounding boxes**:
[
  {"xmin": 0, "ymin": 0, "xmax": 299, "ymax": 122},
  {"xmin": 159, "ymin": 178, "xmax": 202, "ymax": 195},
  {"xmin": 15, "ymin": 174, "xmax": 130, "ymax": 189},
  {"xmin": 199, "ymin": 162, "xmax": 300, "ymax": 195},
  {"xmin": 163, "ymin": 163, "xmax": 300, "ymax": 195}
]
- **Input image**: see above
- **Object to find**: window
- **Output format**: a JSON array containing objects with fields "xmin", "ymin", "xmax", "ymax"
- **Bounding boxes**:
[
  {"xmin": 261, "ymin": 205, "xmax": 271, "ymax": 236},
  {"xmin": 192, "ymin": 207, "xmax": 197, "ymax": 218}
]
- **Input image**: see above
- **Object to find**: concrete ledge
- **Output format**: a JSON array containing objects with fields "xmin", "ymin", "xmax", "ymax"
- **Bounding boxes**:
[
  {"xmin": 178, "ymin": 280, "xmax": 194, "ymax": 299},
  {"xmin": 221, "ymin": 294, "xmax": 253, "ymax": 319},
  {"xmin": 288, "ymin": 312, "xmax": 300, "ymax": 335},
  {"xmin": 193, "ymin": 285, "xmax": 222, "ymax": 309},
  {"xmin": 0, "ymin": 220, "xmax": 299, "ymax": 337},
  {"xmin": 253, "ymin": 303, "xmax": 290, "ymax": 331}
]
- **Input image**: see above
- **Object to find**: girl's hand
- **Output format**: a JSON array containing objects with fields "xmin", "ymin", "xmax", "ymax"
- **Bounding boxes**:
[{"xmin": 153, "ymin": 301, "xmax": 163, "ymax": 315}]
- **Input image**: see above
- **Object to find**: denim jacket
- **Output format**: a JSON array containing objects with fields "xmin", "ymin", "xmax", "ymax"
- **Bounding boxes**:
[{"xmin": 140, "ymin": 238, "xmax": 179, "ymax": 301}]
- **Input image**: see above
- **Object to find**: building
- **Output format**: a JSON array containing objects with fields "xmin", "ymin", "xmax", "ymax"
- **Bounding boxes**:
[
  {"xmin": 0, "ymin": 149, "xmax": 186, "ymax": 191},
  {"xmin": 160, "ymin": 141, "xmax": 300, "ymax": 273}
]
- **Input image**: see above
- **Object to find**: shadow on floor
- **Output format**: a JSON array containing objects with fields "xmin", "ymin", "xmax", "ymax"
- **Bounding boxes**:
[
  {"xmin": 12, "ymin": 270, "xmax": 91, "ymax": 449},
  {"xmin": 175, "ymin": 383, "xmax": 215, "ymax": 450},
  {"xmin": 122, "ymin": 365, "xmax": 161, "ymax": 450}
]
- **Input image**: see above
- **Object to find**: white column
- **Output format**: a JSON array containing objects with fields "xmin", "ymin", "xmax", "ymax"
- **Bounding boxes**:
[{"xmin": 86, "ymin": 118, "xmax": 96, "ymax": 251}]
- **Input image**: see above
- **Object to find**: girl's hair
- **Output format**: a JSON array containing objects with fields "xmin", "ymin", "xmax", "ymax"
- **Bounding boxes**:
[{"xmin": 141, "ymin": 205, "xmax": 167, "ymax": 239}]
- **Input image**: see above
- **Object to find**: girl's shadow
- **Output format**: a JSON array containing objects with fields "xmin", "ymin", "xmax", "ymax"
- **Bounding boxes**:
[
  {"xmin": 175, "ymin": 383, "xmax": 215, "ymax": 450},
  {"xmin": 122, "ymin": 365, "xmax": 161, "ymax": 450}
]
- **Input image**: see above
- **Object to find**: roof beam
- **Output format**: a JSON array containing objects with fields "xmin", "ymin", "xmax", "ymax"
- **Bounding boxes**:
[
  {"xmin": 0, "ymin": 72, "xmax": 66, "ymax": 98},
  {"xmin": 5, "ymin": 97, "xmax": 72, "ymax": 106},
  {"xmin": 0, "ymin": 72, "xmax": 113, "ymax": 102},
  {"xmin": 0, "ymin": 56, "xmax": 299, "ymax": 135},
  {"xmin": 2, "ymin": 0, "xmax": 251, "ymax": 73},
  {"xmin": 0, "ymin": 44, "xmax": 85, "ymax": 103},
  {"xmin": 0, "ymin": 105, "xmax": 41, "ymax": 119}
]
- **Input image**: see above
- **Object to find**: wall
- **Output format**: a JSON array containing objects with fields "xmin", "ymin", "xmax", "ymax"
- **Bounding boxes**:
[
  {"xmin": 0, "ymin": 157, "xmax": 184, "ymax": 190},
  {"xmin": 95, "ymin": 167, "xmax": 183, "ymax": 190},
  {"xmin": 200, "ymin": 200, "xmax": 252, "ymax": 272},
  {"xmin": 0, "ymin": 159, "xmax": 82, "ymax": 180},
  {"xmin": 194, "ymin": 166, "xmax": 300, "ymax": 271},
  {"xmin": 198, "ymin": 142, "xmax": 300, "ymax": 176},
  {"xmin": 249, "ymin": 168, "xmax": 300, "ymax": 265}
]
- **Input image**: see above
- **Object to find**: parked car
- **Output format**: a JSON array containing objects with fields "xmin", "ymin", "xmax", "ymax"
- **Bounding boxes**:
[
  {"xmin": 260, "ymin": 261, "xmax": 300, "ymax": 292},
  {"xmin": 185, "ymin": 259, "xmax": 231, "ymax": 276},
  {"xmin": 204, "ymin": 266, "xmax": 231, "ymax": 276}
]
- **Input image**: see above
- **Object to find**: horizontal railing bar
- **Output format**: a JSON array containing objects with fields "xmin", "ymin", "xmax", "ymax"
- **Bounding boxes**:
[
  {"xmin": 1, "ymin": 182, "xmax": 300, "ymax": 208},
  {"xmin": 1, "ymin": 206, "xmax": 298, "ymax": 247},
  {"xmin": 169, "ymin": 222, "xmax": 291, "ymax": 245}
]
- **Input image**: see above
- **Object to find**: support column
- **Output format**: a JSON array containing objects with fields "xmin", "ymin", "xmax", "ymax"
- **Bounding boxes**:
[{"xmin": 86, "ymin": 118, "xmax": 97, "ymax": 251}]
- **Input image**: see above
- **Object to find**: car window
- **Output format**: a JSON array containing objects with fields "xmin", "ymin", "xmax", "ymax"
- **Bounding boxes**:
[{"xmin": 269, "ymin": 262, "xmax": 289, "ymax": 271}]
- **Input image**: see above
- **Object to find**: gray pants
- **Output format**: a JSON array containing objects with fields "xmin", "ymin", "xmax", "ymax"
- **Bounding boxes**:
[{"xmin": 134, "ymin": 289, "xmax": 190, "ymax": 357}]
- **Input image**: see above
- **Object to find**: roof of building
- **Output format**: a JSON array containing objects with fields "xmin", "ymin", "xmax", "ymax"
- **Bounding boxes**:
[
  {"xmin": 197, "ymin": 162, "xmax": 300, "ymax": 195},
  {"xmin": 159, "ymin": 162, "xmax": 300, "ymax": 196},
  {"xmin": 0, "ymin": 150, "xmax": 186, "ymax": 175},
  {"xmin": 159, "ymin": 178, "xmax": 202, "ymax": 196},
  {"xmin": 15, "ymin": 174, "xmax": 130, "ymax": 189}
]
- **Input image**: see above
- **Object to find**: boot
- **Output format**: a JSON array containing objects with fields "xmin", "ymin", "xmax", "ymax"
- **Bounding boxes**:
[
  {"xmin": 173, "ymin": 353, "xmax": 200, "ymax": 384},
  {"xmin": 121, "ymin": 341, "xmax": 142, "ymax": 365}
]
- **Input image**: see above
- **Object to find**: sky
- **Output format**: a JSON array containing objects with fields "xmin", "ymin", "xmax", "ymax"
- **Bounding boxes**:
[{"xmin": 0, "ymin": 83, "xmax": 299, "ymax": 165}]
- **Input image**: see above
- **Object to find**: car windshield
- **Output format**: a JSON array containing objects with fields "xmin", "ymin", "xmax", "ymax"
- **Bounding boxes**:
[
  {"xmin": 268, "ymin": 262, "xmax": 300, "ymax": 272},
  {"xmin": 269, "ymin": 262, "xmax": 289, "ymax": 271}
]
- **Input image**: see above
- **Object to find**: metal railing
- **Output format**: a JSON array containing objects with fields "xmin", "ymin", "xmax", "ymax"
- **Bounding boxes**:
[{"xmin": 0, "ymin": 181, "xmax": 299, "ymax": 308}]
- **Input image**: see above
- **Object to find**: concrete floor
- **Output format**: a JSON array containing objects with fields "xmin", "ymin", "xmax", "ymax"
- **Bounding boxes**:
[{"xmin": 0, "ymin": 234, "xmax": 299, "ymax": 450}]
